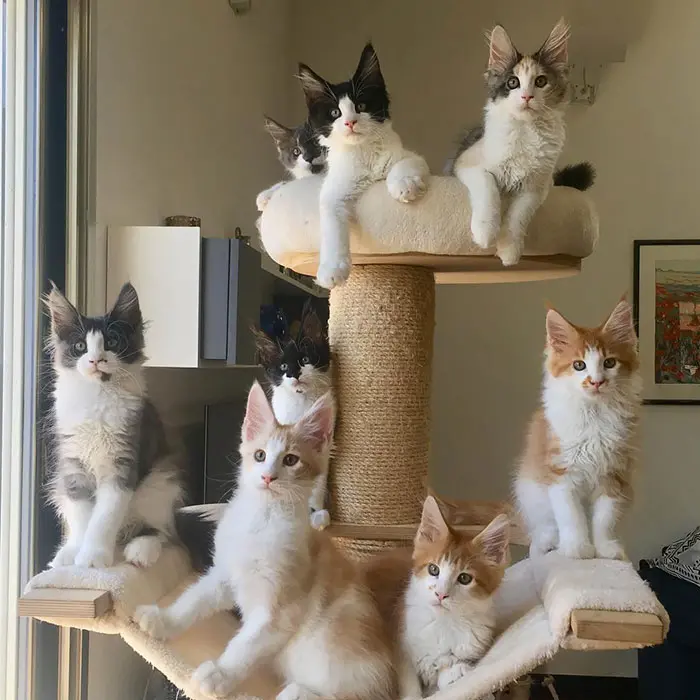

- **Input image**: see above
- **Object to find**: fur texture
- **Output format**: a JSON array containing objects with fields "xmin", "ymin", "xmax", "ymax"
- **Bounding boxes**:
[
  {"xmin": 298, "ymin": 42, "xmax": 430, "ymax": 289},
  {"xmin": 254, "ymin": 301, "xmax": 334, "ymax": 530},
  {"xmin": 514, "ymin": 300, "xmax": 641, "ymax": 561},
  {"xmin": 256, "ymin": 117, "xmax": 327, "ymax": 212},
  {"xmin": 134, "ymin": 382, "xmax": 394, "ymax": 700},
  {"xmin": 45, "ymin": 283, "xmax": 184, "ymax": 570},
  {"xmin": 366, "ymin": 497, "xmax": 509, "ymax": 697},
  {"xmin": 449, "ymin": 19, "xmax": 574, "ymax": 266}
]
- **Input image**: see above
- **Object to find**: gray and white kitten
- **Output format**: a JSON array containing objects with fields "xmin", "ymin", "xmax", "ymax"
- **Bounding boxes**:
[
  {"xmin": 448, "ymin": 19, "xmax": 590, "ymax": 267},
  {"xmin": 255, "ymin": 117, "xmax": 326, "ymax": 212},
  {"xmin": 45, "ymin": 283, "xmax": 184, "ymax": 569}
]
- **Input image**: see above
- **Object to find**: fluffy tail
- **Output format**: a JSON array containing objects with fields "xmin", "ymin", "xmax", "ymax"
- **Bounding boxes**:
[
  {"xmin": 174, "ymin": 505, "xmax": 221, "ymax": 573},
  {"xmin": 553, "ymin": 162, "xmax": 595, "ymax": 191}
]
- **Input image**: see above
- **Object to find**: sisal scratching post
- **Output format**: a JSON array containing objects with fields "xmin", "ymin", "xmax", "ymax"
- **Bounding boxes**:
[{"xmin": 328, "ymin": 266, "xmax": 435, "ymax": 558}]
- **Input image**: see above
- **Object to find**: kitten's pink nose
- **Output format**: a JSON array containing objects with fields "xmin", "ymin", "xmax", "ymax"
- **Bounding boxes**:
[
  {"xmin": 590, "ymin": 379, "xmax": 606, "ymax": 389},
  {"xmin": 345, "ymin": 120, "xmax": 357, "ymax": 129},
  {"xmin": 88, "ymin": 358, "xmax": 102, "ymax": 365},
  {"xmin": 522, "ymin": 94, "xmax": 534, "ymax": 102},
  {"xmin": 262, "ymin": 475, "xmax": 277, "ymax": 486},
  {"xmin": 435, "ymin": 592, "xmax": 449, "ymax": 602}
]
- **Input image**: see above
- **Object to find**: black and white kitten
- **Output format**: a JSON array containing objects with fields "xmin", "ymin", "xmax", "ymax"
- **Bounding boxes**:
[
  {"xmin": 298, "ymin": 42, "xmax": 430, "ymax": 289},
  {"xmin": 255, "ymin": 117, "xmax": 327, "ymax": 212},
  {"xmin": 45, "ymin": 283, "xmax": 184, "ymax": 569},
  {"xmin": 254, "ymin": 302, "xmax": 334, "ymax": 530},
  {"xmin": 447, "ymin": 20, "xmax": 590, "ymax": 267}
]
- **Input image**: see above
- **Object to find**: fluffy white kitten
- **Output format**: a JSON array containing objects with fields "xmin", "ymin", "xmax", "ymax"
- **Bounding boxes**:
[
  {"xmin": 298, "ymin": 42, "xmax": 430, "ymax": 289},
  {"xmin": 134, "ymin": 382, "xmax": 394, "ymax": 700}
]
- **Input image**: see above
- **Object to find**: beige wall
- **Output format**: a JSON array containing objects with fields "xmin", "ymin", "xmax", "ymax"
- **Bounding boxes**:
[{"xmin": 87, "ymin": 1, "xmax": 293, "ymax": 696}]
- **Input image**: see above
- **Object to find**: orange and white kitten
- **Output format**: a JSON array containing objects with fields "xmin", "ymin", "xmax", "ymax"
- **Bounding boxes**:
[
  {"xmin": 366, "ymin": 497, "xmax": 509, "ymax": 697},
  {"xmin": 514, "ymin": 300, "xmax": 641, "ymax": 560},
  {"xmin": 134, "ymin": 382, "xmax": 394, "ymax": 700}
]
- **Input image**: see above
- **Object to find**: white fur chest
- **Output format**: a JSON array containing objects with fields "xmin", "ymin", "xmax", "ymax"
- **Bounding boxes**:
[
  {"xmin": 403, "ymin": 589, "xmax": 494, "ymax": 688},
  {"xmin": 325, "ymin": 122, "xmax": 404, "ymax": 186},
  {"xmin": 214, "ymin": 493, "xmax": 310, "ymax": 610},
  {"xmin": 544, "ymin": 383, "xmax": 636, "ymax": 484},
  {"xmin": 53, "ymin": 372, "xmax": 142, "ymax": 471},
  {"xmin": 483, "ymin": 109, "xmax": 565, "ymax": 190},
  {"xmin": 271, "ymin": 386, "xmax": 316, "ymax": 426}
]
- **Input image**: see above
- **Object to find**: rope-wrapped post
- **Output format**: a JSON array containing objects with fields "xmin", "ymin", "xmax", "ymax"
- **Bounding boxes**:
[{"xmin": 328, "ymin": 265, "xmax": 435, "ymax": 558}]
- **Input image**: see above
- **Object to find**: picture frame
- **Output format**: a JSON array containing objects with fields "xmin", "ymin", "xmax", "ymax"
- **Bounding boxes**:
[{"xmin": 633, "ymin": 239, "xmax": 700, "ymax": 404}]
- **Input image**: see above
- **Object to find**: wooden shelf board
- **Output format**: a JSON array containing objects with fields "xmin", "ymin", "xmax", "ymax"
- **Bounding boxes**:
[
  {"xmin": 286, "ymin": 253, "xmax": 581, "ymax": 285},
  {"xmin": 18, "ymin": 588, "xmax": 112, "ymax": 619},
  {"xmin": 570, "ymin": 609, "xmax": 665, "ymax": 647}
]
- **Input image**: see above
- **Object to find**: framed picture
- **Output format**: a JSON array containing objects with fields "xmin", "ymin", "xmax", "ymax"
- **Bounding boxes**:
[{"xmin": 634, "ymin": 239, "xmax": 700, "ymax": 404}]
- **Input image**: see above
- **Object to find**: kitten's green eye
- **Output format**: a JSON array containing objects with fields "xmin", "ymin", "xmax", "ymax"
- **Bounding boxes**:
[
  {"xmin": 603, "ymin": 358, "xmax": 617, "ymax": 369},
  {"xmin": 330, "ymin": 108, "xmax": 341, "ymax": 119},
  {"xmin": 573, "ymin": 360, "xmax": 586, "ymax": 371},
  {"xmin": 428, "ymin": 563, "xmax": 440, "ymax": 577},
  {"xmin": 506, "ymin": 76, "xmax": 520, "ymax": 90},
  {"xmin": 73, "ymin": 341, "xmax": 86, "ymax": 353},
  {"xmin": 105, "ymin": 337, "xmax": 118, "ymax": 350},
  {"xmin": 457, "ymin": 572, "xmax": 473, "ymax": 586},
  {"xmin": 356, "ymin": 102, "xmax": 366, "ymax": 112},
  {"xmin": 280, "ymin": 363, "xmax": 288, "ymax": 371},
  {"xmin": 302, "ymin": 356, "xmax": 310, "ymax": 364},
  {"xmin": 534, "ymin": 75, "xmax": 548, "ymax": 88},
  {"xmin": 254, "ymin": 449, "xmax": 266, "ymax": 462},
  {"xmin": 283, "ymin": 453, "xmax": 299, "ymax": 467},
  {"xmin": 293, "ymin": 147, "xmax": 301, "ymax": 157}
]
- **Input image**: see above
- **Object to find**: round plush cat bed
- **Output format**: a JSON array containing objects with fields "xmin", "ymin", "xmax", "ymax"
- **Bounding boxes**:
[{"xmin": 258, "ymin": 175, "xmax": 599, "ymax": 283}]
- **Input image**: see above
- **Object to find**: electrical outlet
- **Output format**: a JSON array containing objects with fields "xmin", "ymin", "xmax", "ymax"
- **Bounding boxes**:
[{"xmin": 571, "ymin": 82, "xmax": 597, "ymax": 105}]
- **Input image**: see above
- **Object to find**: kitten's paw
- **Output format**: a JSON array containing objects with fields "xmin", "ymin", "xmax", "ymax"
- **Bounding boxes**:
[
  {"xmin": 470, "ymin": 213, "xmax": 500, "ymax": 249},
  {"xmin": 124, "ymin": 536, "xmax": 162, "ymax": 568},
  {"xmin": 595, "ymin": 539, "xmax": 627, "ymax": 561},
  {"xmin": 387, "ymin": 174, "xmax": 427, "ymax": 203},
  {"xmin": 133, "ymin": 604, "xmax": 177, "ymax": 640},
  {"xmin": 559, "ymin": 540, "xmax": 596, "ymax": 560},
  {"xmin": 74, "ymin": 543, "xmax": 114, "ymax": 569},
  {"xmin": 192, "ymin": 660, "xmax": 233, "ymax": 697},
  {"xmin": 315, "ymin": 258, "xmax": 351, "ymax": 289},
  {"xmin": 495, "ymin": 240, "xmax": 523, "ymax": 267},
  {"xmin": 310, "ymin": 509, "xmax": 331, "ymax": 531},
  {"xmin": 49, "ymin": 544, "xmax": 79, "ymax": 568},
  {"xmin": 437, "ymin": 662, "xmax": 471, "ymax": 690}
]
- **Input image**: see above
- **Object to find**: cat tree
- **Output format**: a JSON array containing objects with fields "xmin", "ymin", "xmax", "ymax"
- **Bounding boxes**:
[{"xmin": 19, "ymin": 176, "xmax": 667, "ymax": 700}]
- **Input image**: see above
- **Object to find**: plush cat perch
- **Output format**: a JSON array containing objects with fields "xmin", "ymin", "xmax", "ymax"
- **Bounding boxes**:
[
  {"xmin": 258, "ymin": 174, "xmax": 599, "ymax": 283},
  {"xmin": 20, "ymin": 504, "xmax": 667, "ymax": 700}
]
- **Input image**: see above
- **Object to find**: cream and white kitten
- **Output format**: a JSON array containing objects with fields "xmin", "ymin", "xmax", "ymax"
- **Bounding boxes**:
[
  {"xmin": 298, "ymin": 42, "xmax": 430, "ymax": 290},
  {"xmin": 367, "ymin": 496, "xmax": 509, "ymax": 698},
  {"xmin": 448, "ymin": 20, "xmax": 572, "ymax": 266},
  {"xmin": 514, "ymin": 300, "xmax": 641, "ymax": 560},
  {"xmin": 134, "ymin": 382, "xmax": 394, "ymax": 700}
]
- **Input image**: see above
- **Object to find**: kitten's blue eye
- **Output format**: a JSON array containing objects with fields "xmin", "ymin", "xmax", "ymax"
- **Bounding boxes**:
[
  {"xmin": 603, "ymin": 358, "xmax": 617, "ymax": 369},
  {"xmin": 283, "ymin": 453, "xmax": 299, "ymax": 466},
  {"xmin": 254, "ymin": 449, "xmax": 266, "ymax": 462},
  {"xmin": 280, "ymin": 363, "xmax": 288, "ymax": 371},
  {"xmin": 330, "ymin": 108, "xmax": 341, "ymax": 119},
  {"xmin": 106, "ymin": 337, "xmax": 118, "ymax": 350},
  {"xmin": 428, "ymin": 563, "xmax": 439, "ymax": 577},
  {"xmin": 302, "ymin": 356, "xmax": 310, "ymax": 364},
  {"xmin": 506, "ymin": 76, "xmax": 520, "ymax": 90},
  {"xmin": 73, "ymin": 340, "xmax": 86, "ymax": 353},
  {"xmin": 573, "ymin": 360, "xmax": 586, "ymax": 371},
  {"xmin": 356, "ymin": 102, "xmax": 366, "ymax": 112},
  {"xmin": 535, "ymin": 75, "xmax": 547, "ymax": 88},
  {"xmin": 457, "ymin": 572, "xmax": 473, "ymax": 586}
]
